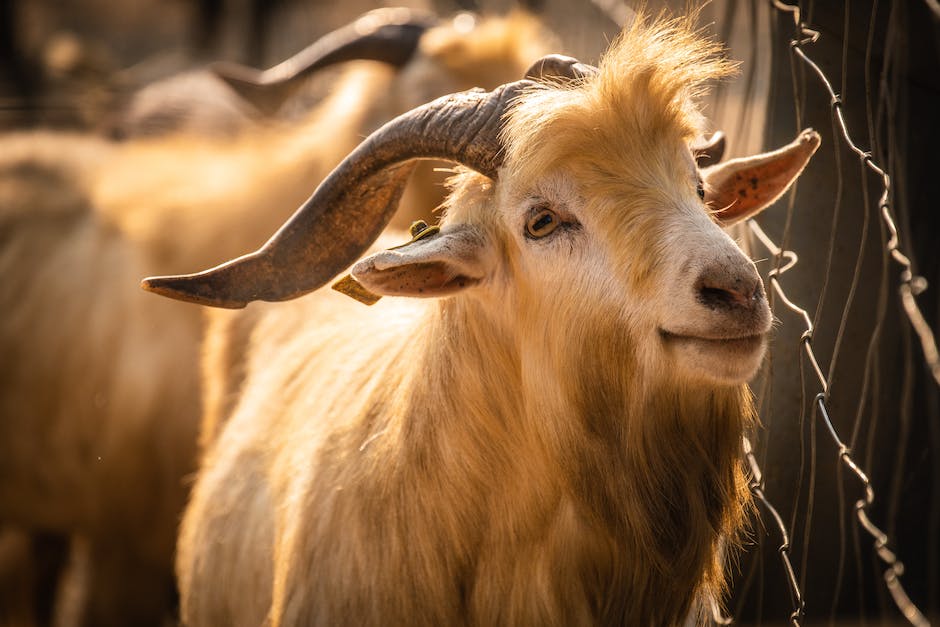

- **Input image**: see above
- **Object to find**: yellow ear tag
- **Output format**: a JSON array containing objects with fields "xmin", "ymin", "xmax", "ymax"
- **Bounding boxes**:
[
  {"xmin": 331, "ymin": 274, "xmax": 382, "ymax": 305},
  {"xmin": 331, "ymin": 221, "xmax": 441, "ymax": 306}
]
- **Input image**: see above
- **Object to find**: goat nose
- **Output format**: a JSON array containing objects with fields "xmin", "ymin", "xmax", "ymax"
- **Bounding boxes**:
[{"xmin": 696, "ymin": 269, "xmax": 763, "ymax": 310}]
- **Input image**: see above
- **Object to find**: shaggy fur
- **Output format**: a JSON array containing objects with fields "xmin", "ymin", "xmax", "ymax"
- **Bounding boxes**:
[
  {"xmin": 178, "ymin": 13, "xmax": 769, "ymax": 627},
  {"xmin": 0, "ymin": 14, "xmax": 548, "ymax": 625},
  {"xmin": 0, "ymin": 133, "xmax": 203, "ymax": 624}
]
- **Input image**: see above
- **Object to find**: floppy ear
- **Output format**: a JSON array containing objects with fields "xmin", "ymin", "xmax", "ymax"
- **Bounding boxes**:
[
  {"xmin": 703, "ymin": 129, "xmax": 821, "ymax": 226},
  {"xmin": 340, "ymin": 224, "xmax": 493, "ymax": 302}
]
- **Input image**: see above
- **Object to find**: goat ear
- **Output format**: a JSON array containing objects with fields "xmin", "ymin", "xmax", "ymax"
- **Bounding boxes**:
[
  {"xmin": 703, "ymin": 129, "xmax": 821, "ymax": 226},
  {"xmin": 691, "ymin": 131, "xmax": 725, "ymax": 168},
  {"xmin": 343, "ymin": 224, "xmax": 491, "ymax": 301}
]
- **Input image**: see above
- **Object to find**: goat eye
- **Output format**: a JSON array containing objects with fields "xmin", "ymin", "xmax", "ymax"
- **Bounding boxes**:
[
  {"xmin": 696, "ymin": 181, "xmax": 705, "ymax": 200},
  {"xmin": 525, "ymin": 209, "xmax": 559, "ymax": 239}
]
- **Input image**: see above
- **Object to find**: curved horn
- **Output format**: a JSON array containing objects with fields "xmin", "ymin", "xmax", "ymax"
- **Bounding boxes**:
[
  {"xmin": 143, "ymin": 79, "xmax": 536, "ymax": 309},
  {"xmin": 525, "ymin": 54, "xmax": 598, "ymax": 81},
  {"xmin": 211, "ymin": 7, "xmax": 438, "ymax": 115}
]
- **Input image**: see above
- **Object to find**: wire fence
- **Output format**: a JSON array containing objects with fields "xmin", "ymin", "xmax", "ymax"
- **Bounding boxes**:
[{"xmin": 739, "ymin": 1, "xmax": 934, "ymax": 625}]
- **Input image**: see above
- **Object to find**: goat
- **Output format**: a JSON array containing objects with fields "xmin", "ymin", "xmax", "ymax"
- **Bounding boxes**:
[
  {"xmin": 0, "ymin": 10, "xmax": 551, "ymax": 625},
  {"xmin": 110, "ymin": 7, "xmax": 439, "ymax": 139},
  {"xmin": 146, "ymin": 12, "xmax": 821, "ymax": 626}
]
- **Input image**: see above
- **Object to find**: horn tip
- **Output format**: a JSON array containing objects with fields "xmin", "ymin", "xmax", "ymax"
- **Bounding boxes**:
[
  {"xmin": 141, "ymin": 275, "xmax": 249, "ymax": 309},
  {"xmin": 209, "ymin": 61, "xmax": 261, "ymax": 86}
]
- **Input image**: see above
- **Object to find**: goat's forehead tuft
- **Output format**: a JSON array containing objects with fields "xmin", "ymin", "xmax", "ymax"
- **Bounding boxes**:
[{"xmin": 502, "ymin": 9, "xmax": 734, "ymax": 187}]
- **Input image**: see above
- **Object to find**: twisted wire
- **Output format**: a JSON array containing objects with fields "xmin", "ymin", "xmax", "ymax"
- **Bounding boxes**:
[
  {"xmin": 744, "ymin": 434, "xmax": 805, "ymax": 625},
  {"xmin": 751, "ymin": 6, "xmax": 931, "ymax": 623}
]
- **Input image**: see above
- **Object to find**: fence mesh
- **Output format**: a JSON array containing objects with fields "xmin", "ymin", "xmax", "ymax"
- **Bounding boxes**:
[{"xmin": 741, "ymin": 1, "xmax": 934, "ymax": 624}]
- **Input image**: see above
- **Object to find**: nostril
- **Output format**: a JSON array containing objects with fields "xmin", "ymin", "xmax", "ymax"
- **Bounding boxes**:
[
  {"xmin": 697, "ymin": 277, "xmax": 760, "ymax": 309},
  {"xmin": 700, "ymin": 286, "xmax": 731, "ymax": 307}
]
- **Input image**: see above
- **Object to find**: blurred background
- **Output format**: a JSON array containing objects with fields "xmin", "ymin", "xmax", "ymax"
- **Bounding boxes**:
[{"xmin": 0, "ymin": 0, "xmax": 938, "ymax": 625}]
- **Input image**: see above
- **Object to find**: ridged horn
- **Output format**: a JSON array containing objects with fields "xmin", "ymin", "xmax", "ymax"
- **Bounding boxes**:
[
  {"xmin": 525, "ymin": 54, "xmax": 598, "ymax": 81},
  {"xmin": 211, "ymin": 7, "xmax": 438, "ymax": 115},
  {"xmin": 142, "ymin": 79, "xmax": 536, "ymax": 309}
]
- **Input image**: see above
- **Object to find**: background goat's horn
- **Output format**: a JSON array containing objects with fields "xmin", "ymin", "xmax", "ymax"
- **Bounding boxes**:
[
  {"xmin": 143, "ymin": 78, "xmax": 538, "ymax": 308},
  {"xmin": 525, "ymin": 54, "xmax": 598, "ymax": 81},
  {"xmin": 211, "ymin": 7, "xmax": 438, "ymax": 115}
]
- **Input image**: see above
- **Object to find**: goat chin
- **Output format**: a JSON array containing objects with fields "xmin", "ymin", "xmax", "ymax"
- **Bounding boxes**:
[{"xmin": 662, "ymin": 331, "xmax": 769, "ymax": 385}]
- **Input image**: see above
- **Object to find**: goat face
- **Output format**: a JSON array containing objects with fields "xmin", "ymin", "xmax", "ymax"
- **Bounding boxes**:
[
  {"xmin": 469, "ymin": 72, "xmax": 821, "ymax": 387},
  {"xmin": 502, "ymin": 153, "xmax": 772, "ymax": 387},
  {"xmin": 349, "ymin": 128, "xmax": 817, "ymax": 388}
]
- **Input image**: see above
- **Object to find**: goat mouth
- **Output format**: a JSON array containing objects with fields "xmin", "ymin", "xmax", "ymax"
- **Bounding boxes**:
[
  {"xmin": 659, "ymin": 328, "xmax": 768, "ymax": 383},
  {"xmin": 659, "ymin": 329, "xmax": 766, "ymax": 352}
]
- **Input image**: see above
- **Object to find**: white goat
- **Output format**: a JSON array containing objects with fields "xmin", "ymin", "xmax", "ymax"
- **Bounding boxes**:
[
  {"xmin": 0, "ymin": 10, "xmax": 550, "ymax": 625},
  {"xmin": 146, "ymin": 13, "xmax": 820, "ymax": 627}
]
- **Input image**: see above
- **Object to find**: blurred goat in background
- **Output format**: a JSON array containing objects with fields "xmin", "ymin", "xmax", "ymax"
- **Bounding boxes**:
[{"xmin": 0, "ymin": 4, "xmax": 552, "ymax": 624}]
